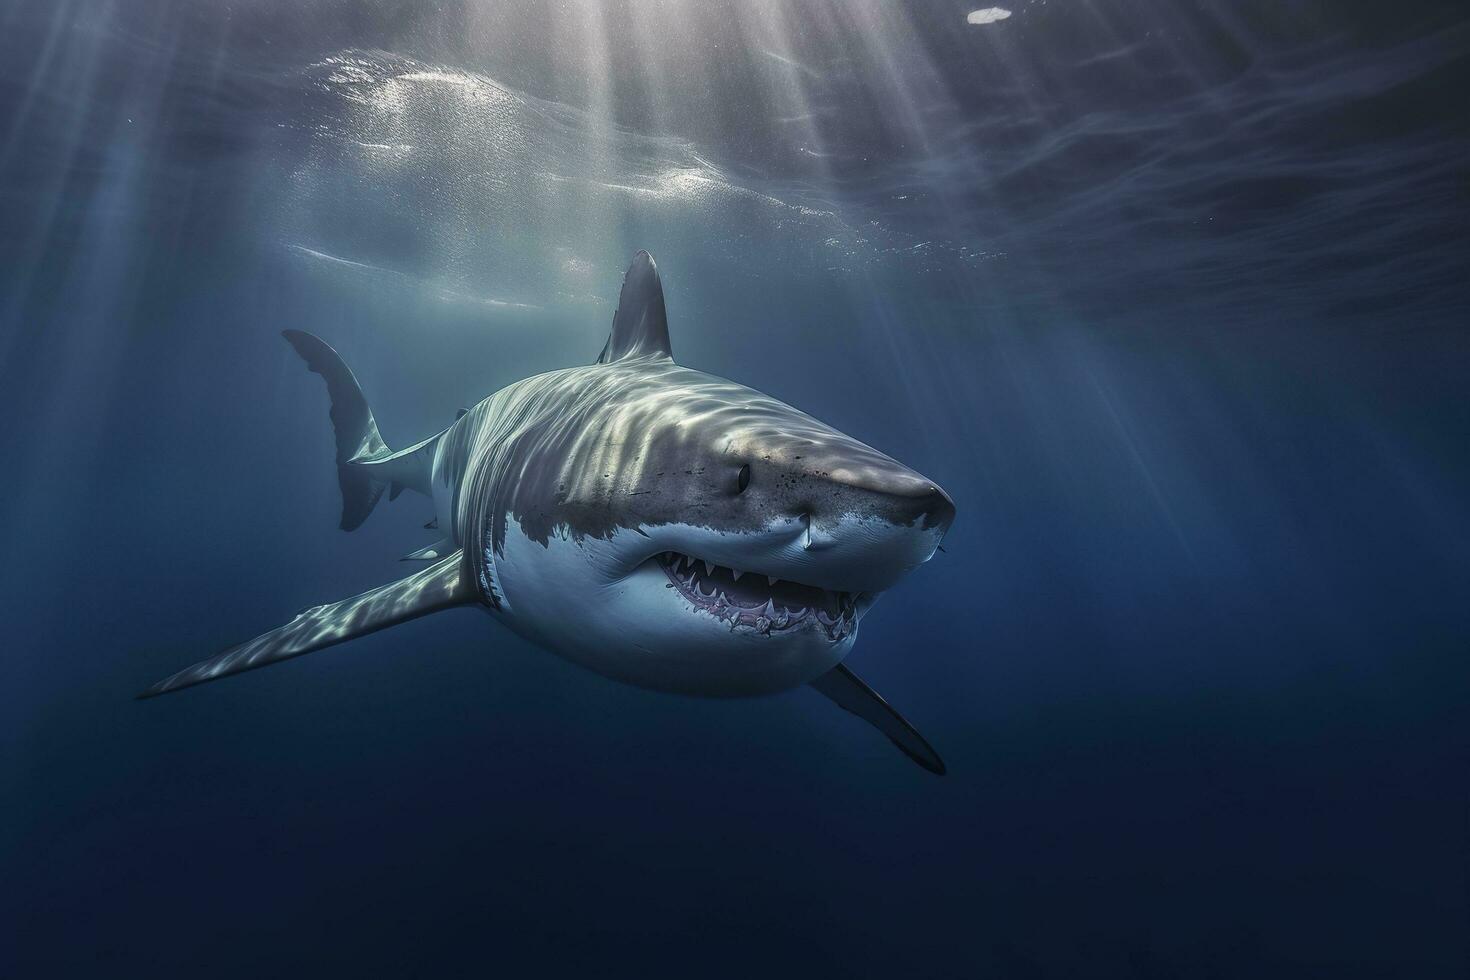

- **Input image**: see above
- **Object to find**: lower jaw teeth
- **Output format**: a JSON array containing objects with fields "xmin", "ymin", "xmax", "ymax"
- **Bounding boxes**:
[
  {"xmin": 662, "ymin": 555, "xmax": 853, "ymax": 639},
  {"xmin": 701, "ymin": 594, "xmax": 853, "ymax": 639}
]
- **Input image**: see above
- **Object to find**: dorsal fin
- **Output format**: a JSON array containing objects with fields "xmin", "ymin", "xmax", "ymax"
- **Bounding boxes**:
[{"xmin": 597, "ymin": 250, "xmax": 672, "ymax": 364}]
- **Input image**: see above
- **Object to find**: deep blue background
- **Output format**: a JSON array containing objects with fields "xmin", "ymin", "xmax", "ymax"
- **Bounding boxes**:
[{"xmin": 3, "ymin": 1, "xmax": 1467, "ymax": 976}]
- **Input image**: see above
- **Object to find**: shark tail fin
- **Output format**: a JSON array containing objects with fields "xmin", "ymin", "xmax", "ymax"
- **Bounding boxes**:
[{"xmin": 282, "ymin": 330, "xmax": 394, "ymax": 531}]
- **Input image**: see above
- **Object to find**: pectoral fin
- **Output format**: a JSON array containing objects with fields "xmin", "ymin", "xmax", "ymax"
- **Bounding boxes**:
[
  {"xmin": 138, "ymin": 552, "xmax": 474, "ymax": 698},
  {"xmin": 810, "ymin": 663, "xmax": 946, "ymax": 775}
]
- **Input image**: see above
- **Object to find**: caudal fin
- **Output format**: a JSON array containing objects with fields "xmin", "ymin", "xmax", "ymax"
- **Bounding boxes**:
[{"xmin": 282, "ymin": 330, "xmax": 391, "ymax": 531}]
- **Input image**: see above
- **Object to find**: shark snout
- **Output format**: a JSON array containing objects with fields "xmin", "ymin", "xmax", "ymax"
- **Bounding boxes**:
[
  {"xmin": 767, "ymin": 463, "xmax": 954, "ymax": 593},
  {"xmin": 798, "ymin": 483, "xmax": 953, "ymax": 542},
  {"xmin": 799, "ymin": 454, "xmax": 955, "ymax": 534},
  {"xmin": 873, "ymin": 478, "xmax": 955, "ymax": 533}
]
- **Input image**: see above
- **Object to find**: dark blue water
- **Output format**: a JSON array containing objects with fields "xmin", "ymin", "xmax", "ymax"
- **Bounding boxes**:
[{"xmin": 3, "ymin": 1, "xmax": 1467, "ymax": 975}]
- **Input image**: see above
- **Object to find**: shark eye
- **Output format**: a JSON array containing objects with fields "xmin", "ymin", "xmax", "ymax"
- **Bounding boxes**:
[{"xmin": 736, "ymin": 463, "xmax": 751, "ymax": 494}]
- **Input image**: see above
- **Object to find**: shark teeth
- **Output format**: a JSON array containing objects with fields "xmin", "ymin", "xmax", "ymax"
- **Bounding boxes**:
[{"xmin": 653, "ymin": 551, "xmax": 859, "ymax": 642}]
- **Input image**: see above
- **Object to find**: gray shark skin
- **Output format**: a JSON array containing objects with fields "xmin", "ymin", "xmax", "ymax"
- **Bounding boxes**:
[{"xmin": 141, "ymin": 252, "xmax": 956, "ymax": 774}]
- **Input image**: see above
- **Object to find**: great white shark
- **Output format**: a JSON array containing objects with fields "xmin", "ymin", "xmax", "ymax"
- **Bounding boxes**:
[{"xmin": 141, "ymin": 252, "xmax": 957, "ymax": 773}]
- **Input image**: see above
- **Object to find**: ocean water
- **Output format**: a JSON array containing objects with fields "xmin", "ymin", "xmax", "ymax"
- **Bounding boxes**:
[{"xmin": 2, "ymin": 1, "xmax": 1467, "ymax": 976}]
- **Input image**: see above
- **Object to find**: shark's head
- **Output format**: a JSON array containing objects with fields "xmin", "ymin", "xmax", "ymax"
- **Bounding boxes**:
[{"xmin": 482, "ymin": 253, "xmax": 955, "ymax": 696}]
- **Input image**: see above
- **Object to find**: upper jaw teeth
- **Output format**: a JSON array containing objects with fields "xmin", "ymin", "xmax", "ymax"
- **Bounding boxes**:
[{"xmin": 653, "ymin": 550, "xmax": 858, "ymax": 641}]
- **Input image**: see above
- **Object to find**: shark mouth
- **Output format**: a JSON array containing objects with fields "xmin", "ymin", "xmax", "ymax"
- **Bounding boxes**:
[{"xmin": 656, "ymin": 551, "xmax": 859, "ymax": 641}]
